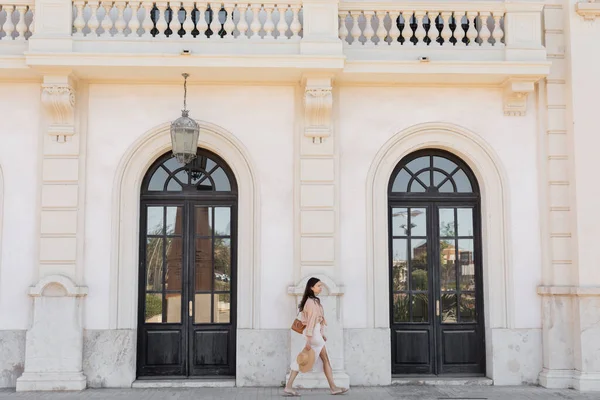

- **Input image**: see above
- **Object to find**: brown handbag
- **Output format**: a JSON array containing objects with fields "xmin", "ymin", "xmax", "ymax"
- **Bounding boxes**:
[{"xmin": 291, "ymin": 314, "xmax": 306, "ymax": 334}]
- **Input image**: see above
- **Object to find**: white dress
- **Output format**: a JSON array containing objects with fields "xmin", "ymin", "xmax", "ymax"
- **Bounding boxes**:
[{"xmin": 290, "ymin": 298, "xmax": 327, "ymax": 373}]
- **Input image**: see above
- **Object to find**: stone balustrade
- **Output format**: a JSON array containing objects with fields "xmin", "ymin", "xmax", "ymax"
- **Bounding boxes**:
[
  {"xmin": 339, "ymin": 3, "xmax": 505, "ymax": 47},
  {"xmin": 0, "ymin": 1, "xmax": 34, "ymax": 40},
  {"xmin": 71, "ymin": 1, "xmax": 303, "ymax": 40}
]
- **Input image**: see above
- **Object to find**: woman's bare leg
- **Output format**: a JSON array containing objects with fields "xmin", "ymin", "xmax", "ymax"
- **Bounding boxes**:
[
  {"xmin": 319, "ymin": 348, "xmax": 337, "ymax": 390},
  {"xmin": 285, "ymin": 370, "xmax": 299, "ymax": 394}
]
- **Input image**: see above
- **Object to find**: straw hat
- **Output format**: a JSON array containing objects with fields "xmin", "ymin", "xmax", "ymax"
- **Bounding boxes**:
[{"xmin": 296, "ymin": 348, "xmax": 315, "ymax": 373}]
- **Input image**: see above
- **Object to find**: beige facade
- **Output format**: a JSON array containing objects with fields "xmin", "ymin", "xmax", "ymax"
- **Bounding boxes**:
[{"xmin": 0, "ymin": 0, "xmax": 600, "ymax": 392}]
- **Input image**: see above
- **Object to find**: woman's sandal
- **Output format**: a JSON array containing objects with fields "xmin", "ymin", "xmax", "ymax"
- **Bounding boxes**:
[
  {"xmin": 331, "ymin": 387, "xmax": 349, "ymax": 395},
  {"xmin": 283, "ymin": 388, "xmax": 300, "ymax": 397}
]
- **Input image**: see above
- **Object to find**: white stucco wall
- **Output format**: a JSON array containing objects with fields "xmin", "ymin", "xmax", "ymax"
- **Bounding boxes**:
[
  {"xmin": 83, "ymin": 84, "xmax": 296, "ymax": 330},
  {"xmin": 568, "ymin": 5, "xmax": 600, "ymax": 287},
  {"xmin": 338, "ymin": 86, "xmax": 543, "ymax": 330},
  {"xmin": 0, "ymin": 83, "xmax": 40, "ymax": 330}
]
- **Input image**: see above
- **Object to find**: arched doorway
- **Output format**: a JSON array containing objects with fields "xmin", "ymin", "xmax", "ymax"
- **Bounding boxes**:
[
  {"xmin": 388, "ymin": 149, "xmax": 485, "ymax": 376},
  {"xmin": 137, "ymin": 148, "xmax": 237, "ymax": 378}
]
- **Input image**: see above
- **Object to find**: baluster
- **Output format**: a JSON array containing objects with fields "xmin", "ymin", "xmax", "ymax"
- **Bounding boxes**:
[
  {"xmin": 492, "ymin": 11, "xmax": 504, "ymax": 46},
  {"xmin": 141, "ymin": 1, "xmax": 154, "ymax": 37},
  {"xmin": 237, "ymin": 3, "xmax": 249, "ymax": 39},
  {"xmin": 15, "ymin": 5, "xmax": 28, "ymax": 40},
  {"xmin": 388, "ymin": 11, "xmax": 400, "ymax": 45},
  {"xmin": 28, "ymin": 5, "xmax": 35, "ymax": 37},
  {"xmin": 427, "ymin": 11, "xmax": 439, "ymax": 45},
  {"xmin": 363, "ymin": 11, "xmax": 374, "ymax": 46},
  {"xmin": 182, "ymin": 1, "xmax": 195, "ymax": 38},
  {"xmin": 114, "ymin": 1, "xmax": 126, "ymax": 37},
  {"xmin": 249, "ymin": 4, "xmax": 261, "ymax": 40},
  {"xmin": 100, "ymin": 1, "xmax": 114, "ymax": 37},
  {"xmin": 170, "ymin": 2, "xmax": 182, "ymax": 39},
  {"xmin": 88, "ymin": 1, "xmax": 100, "ymax": 36},
  {"xmin": 223, "ymin": 4, "xmax": 235, "ymax": 38},
  {"xmin": 338, "ymin": 11, "xmax": 348, "ymax": 43},
  {"xmin": 2, "ymin": 5, "xmax": 15, "ymax": 40},
  {"xmin": 196, "ymin": 2, "xmax": 208, "ymax": 39},
  {"xmin": 129, "ymin": 1, "xmax": 141, "ymax": 37},
  {"xmin": 402, "ymin": 11, "xmax": 414, "ymax": 45},
  {"xmin": 263, "ymin": 4, "xmax": 274, "ymax": 39},
  {"xmin": 375, "ymin": 10, "xmax": 387, "ymax": 46},
  {"xmin": 478, "ymin": 11, "xmax": 491, "ymax": 46},
  {"xmin": 277, "ymin": 5, "xmax": 288, "ymax": 40},
  {"xmin": 350, "ymin": 11, "xmax": 361, "ymax": 45},
  {"xmin": 290, "ymin": 4, "xmax": 301, "ymax": 40},
  {"xmin": 440, "ymin": 11, "xmax": 452, "ymax": 47},
  {"xmin": 466, "ymin": 11, "xmax": 478, "ymax": 46},
  {"xmin": 155, "ymin": 2, "xmax": 169, "ymax": 37},
  {"xmin": 454, "ymin": 11, "xmax": 466, "ymax": 46},
  {"xmin": 208, "ymin": 3, "xmax": 221, "ymax": 38},
  {"xmin": 73, "ymin": 1, "xmax": 86, "ymax": 36},
  {"xmin": 414, "ymin": 11, "xmax": 426, "ymax": 46}
]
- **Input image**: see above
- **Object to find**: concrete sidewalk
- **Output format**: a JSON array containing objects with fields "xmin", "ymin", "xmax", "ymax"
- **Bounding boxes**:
[{"xmin": 0, "ymin": 386, "xmax": 597, "ymax": 399}]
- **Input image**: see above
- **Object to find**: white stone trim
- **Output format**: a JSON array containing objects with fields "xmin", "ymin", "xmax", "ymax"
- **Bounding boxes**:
[
  {"xmin": 29, "ymin": 274, "xmax": 88, "ymax": 297},
  {"xmin": 108, "ymin": 121, "xmax": 261, "ymax": 330},
  {"xmin": 366, "ymin": 122, "xmax": 513, "ymax": 333},
  {"xmin": 0, "ymin": 165, "xmax": 3, "ymax": 292}
]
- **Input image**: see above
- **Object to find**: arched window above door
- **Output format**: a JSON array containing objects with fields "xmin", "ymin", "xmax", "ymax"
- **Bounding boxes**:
[
  {"xmin": 389, "ymin": 152, "xmax": 477, "ymax": 194},
  {"xmin": 144, "ymin": 150, "xmax": 235, "ymax": 193}
]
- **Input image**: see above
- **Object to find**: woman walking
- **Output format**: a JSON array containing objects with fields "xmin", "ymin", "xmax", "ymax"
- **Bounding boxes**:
[{"xmin": 284, "ymin": 277, "xmax": 349, "ymax": 396}]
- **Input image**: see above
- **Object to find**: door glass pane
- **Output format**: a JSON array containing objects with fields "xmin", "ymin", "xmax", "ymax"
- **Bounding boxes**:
[
  {"xmin": 410, "ymin": 208, "xmax": 427, "ymax": 236},
  {"xmin": 433, "ymin": 171, "xmax": 446, "ymax": 187},
  {"xmin": 391, "ymin": 208, "xmax": 408, "ymax": 236},
  {"xmin": 145, "ymin": 293, "xmax": 163, "ymax": 323},
  {"xmin": 166, "ymin": 206, "xmax": 183, "ymax": 235},
  {"xmin": 457, "ymin": 208, "xmax": 474, "ymax": 236},
  {"xmin": 195, "ymin": 207, "xmax": 213, "ymax": 236},
  {"xmin": 148, "ymin": 167, "xmax": 168, "ymax": 191},
  {"xmin": 195, "ymin": 238, "xmax": 213, "ymax": 291},
  {"xmin": 406, "ymin": 156, "xmax": 429, "ymax": 174},
  {"xmin": 440, "ymin": 239, "xmax": 456, "ymax": 291},
  {"xmin": 212, "ymin": 167, "xmax": 231, "ymax": 191},
  {"xmin": 415, "ymin": 171, "xmax": 430, "ymax": 187},
  {"xmin": 392, "ymin": 239, "xmax": 408, "ymax": 291},
  {"xmin": 409, "ymin": 181, "xmax": 426, "ymax": 193},
  {"xmin": 146, "ymin": 237, "xmax": 163, "ymax": 292},
  {"xmin": 441, "ymin": 294, "xmax": 457, "ymax": 323},
  {"xmin": 439, "ymin": 208, "xmax": 455, "ymax": 237},
  {"xmin": 410, "ymin": 239, "xmax": 428, "ymax": 291},
  {"xmin": 439, "ymin": 180, "xmax": 454, "ymax": 193},
  {"xmin": 458, "ymin": 239, "xmax": 475, "ymax": 291},
  {"xmin": 147, "ymin": 207, "xmax": 163, "ymax": 235},
  {"xmin": 433, "ymin": 156, "xmax": 458, "ymax": 174},
  {"xmin": 165, "ymin": 237, "xmax": 183, "ymax": 291},
  {"xmin": 167, "ymin": 178, "xmax": 182, "ymax": 191},
  {"xmin": 453, "ymin": 169, "xmax": 472, "ymax": 192},
  {"xmin": 459, "ymin": 293, "xmax": 476, "ymax": 322},
  {"xmin": 214, "ymin": 238, "xmax": 231, "ymax": 291},
  {"xmin": 214, "ymin": 293, "xmax": 230, "ymax": 323},
  {"xmin": 194, "ymin": 293, "xmax": 211, "ymax": 323},
  {"xmin": 174, "ymin": 170, "xmax": 188, "ymax": 185},
  {"xmin": 214, "ymin": 207, "xmax": 231, "ymax": 236},
  {"xmin": 412, "ymin": 293, "xmax": 429, "ymax": 322},
  {"xmin": 392, "ymin": 169, "xmax": 410, "ymax": 192},
  {"xmin": 393, "ymin": 294, "xmax": 409, "ymax": 323},
  {"xmin": 165, "ymin": 293, "xmax": 181, "ymax": 323}
]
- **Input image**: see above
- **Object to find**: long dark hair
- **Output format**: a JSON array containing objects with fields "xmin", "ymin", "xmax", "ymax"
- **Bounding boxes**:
[{"xmin": 299, "ymin": 277, "xmax": 321, "ymax": 312}]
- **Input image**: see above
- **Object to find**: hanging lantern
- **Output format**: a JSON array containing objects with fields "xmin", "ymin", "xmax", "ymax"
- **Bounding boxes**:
[{"xmin": 170, "ymin": 73, "xmax": 199, "ymax": 164}]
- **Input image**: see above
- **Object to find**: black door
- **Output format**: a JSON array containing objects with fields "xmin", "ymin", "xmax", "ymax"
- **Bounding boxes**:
[
  {"xmin": 388, "ymin": 150, "xmax": 485, "ymax": 376},
  {"xmin": 137, "ymin": 149, "xmax": 237, "ymax": 378}
]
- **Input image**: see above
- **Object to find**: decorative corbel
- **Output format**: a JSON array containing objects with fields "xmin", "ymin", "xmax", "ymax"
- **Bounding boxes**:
[
  {"xmin": 41, "ymin": 83, "xmax": 76, "ymax": 143},
  {"xmin": 304, "ymin": 85, "xmax": 333, "ymax": 143},
  {"xmin": 503, "ymin": 80, "xmax": 535, "ymax": 116},
  {"xmin": 576, "ymin": 1, "xmax": 600, "ymax": 21}
]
